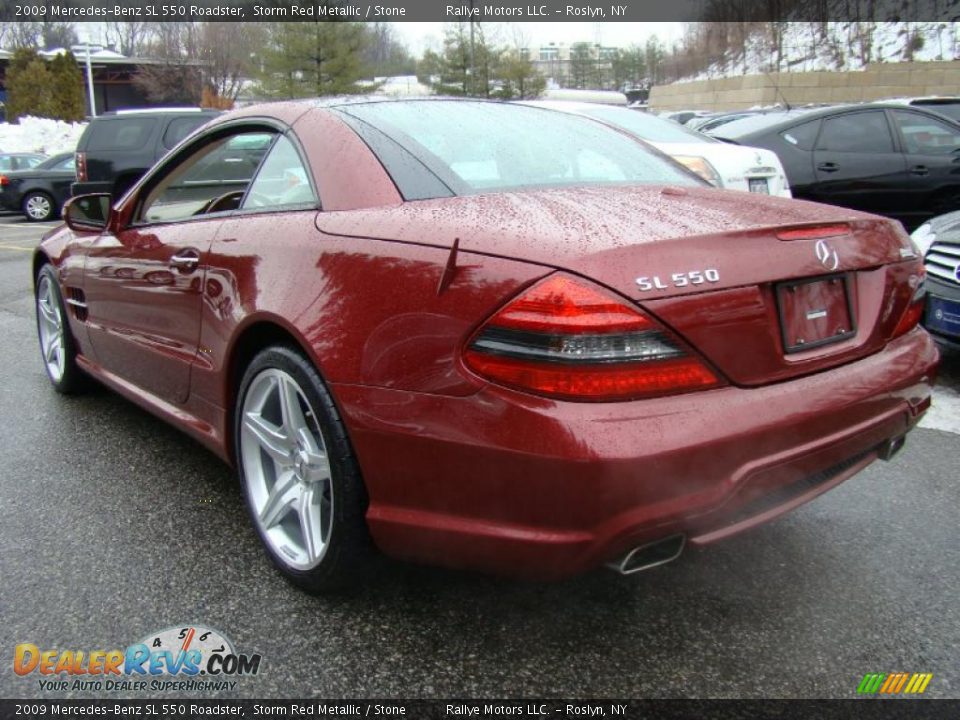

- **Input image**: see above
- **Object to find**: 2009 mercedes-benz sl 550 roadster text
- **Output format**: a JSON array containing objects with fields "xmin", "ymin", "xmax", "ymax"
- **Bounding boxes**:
[{"xmin": 34, "ymin": 99, "xmax": 938, "ymax": 592}]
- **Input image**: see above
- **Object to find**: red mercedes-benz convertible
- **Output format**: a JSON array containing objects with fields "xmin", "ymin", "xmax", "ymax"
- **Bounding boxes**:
[{"xmin": 34, "ymin": 99, "xmax": 938, "ymax": 592}]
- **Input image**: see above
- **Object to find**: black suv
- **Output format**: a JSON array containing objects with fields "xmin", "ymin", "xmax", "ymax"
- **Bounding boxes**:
[{"xmin": 72, "ymin": 108, "xmax": 221, "ymax": 199}]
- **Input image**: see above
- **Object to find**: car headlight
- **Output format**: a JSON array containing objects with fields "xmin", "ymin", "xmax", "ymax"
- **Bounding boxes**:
[
  {"xmin": 910, "ymin": 223, "xmax": 936, "ymax": 258},
  {"xmin": 671, "ymin": 155, "xmax": 723, "ymax": 187}
]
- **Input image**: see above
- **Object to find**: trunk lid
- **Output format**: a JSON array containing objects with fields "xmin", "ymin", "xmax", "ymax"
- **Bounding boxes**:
[{"xmin": 316, "ymin": 186, "xmax": 922, "ymax": 386}]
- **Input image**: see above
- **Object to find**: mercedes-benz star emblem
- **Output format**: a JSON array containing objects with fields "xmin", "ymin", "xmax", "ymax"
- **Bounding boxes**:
[{"xmin": 815, "ymin": 239, "xmax": 839, "ymax": 271}]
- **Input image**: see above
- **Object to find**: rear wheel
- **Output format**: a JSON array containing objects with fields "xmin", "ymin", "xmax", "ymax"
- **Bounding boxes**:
[
  {"xmin": 35, "ymin": 265, "xmax": 84, "ymax": 393},
  {"xmin": 235, "ymin": 346, "xmax": 372, "ymax": 592},
  {"xmin": 23, "ymin": 191, "xmax": 55, "ymax": 222}
]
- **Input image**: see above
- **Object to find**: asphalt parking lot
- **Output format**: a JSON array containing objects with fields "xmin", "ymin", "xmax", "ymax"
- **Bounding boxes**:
[{"xmin": 0, "ymin": 213, "xmax": 957, "ymax": 700}]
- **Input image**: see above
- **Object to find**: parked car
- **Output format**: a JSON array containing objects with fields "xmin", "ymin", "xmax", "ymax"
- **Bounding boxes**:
[
  {"xmin": 523, "ymin": 100, "xmax": 791, "ymax": 196},
  {"xmin": 708, "ymin": 104, "xmax": 960, "ymax": 231},
  {"xmin": 72, "ymin": 108, "xmax": 221, "ymax": 200},
  {"xmin": 0, "ymin": 152, "xmax": 75, "ymax": 221},
  {"xmin": 880, "ymin": 96, "xmax": 960, "ymax": 123},
  {"xmin": 912, "ymin": 213, "xmax": 960, "ymax": 348},
  {"xmin": 0, "ymin": 152, "xmax": 47, "ymax": 172},
  {"xmin": 662, "ymin": 109, "xmax": 713, "ymax": 126},
  {"xmin": 36, "ymin": 98, "xmax": 936, "ymax": 592},
  {"xmin": 692, "ymin": 111, "xmax": 765, "ymax": 133}
]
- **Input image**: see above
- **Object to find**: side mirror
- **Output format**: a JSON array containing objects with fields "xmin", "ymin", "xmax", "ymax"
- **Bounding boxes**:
[{"xmin": 63, "ymin": 193, "xmax": 112, "ymax": 233}]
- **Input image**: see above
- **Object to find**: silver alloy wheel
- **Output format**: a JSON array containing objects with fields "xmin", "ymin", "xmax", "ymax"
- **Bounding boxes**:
[
  {"xmin": 240, "ymin": 368, "xmax": 334, "ymax": 571},
  {"xmin": 25, "ymin": 194, "xmax": 52, "ymax": 221},
  {"xmin": 36, "ymin": 275, "xmax": 66, "ymax": 382}
]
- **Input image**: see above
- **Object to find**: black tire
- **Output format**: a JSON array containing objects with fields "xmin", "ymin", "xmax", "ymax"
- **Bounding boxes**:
[
  {"xmin": 23, "ymin": 191, "xmax": 56, "ymax": 222},
  {"xmin": 234, "ymin": 345, "xmax": 373, "ymax": 593},
  {"xmin": 35, "ymin": 264, "xmax": 85, "ymax": 394}
]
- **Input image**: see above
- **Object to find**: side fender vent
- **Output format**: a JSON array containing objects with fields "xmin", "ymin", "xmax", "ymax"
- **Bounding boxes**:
[{"xmin": 65, "ymin": 288, "xmax": 88, "ymax": 321}]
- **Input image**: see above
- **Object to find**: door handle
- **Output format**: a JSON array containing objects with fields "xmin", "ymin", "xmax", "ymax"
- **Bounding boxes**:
[
  {"xmin": 170, "ymin": 249, "xmax": 201, "ymax": 271},
  {"xmin": 910, "ymin": 165, "xmax": 929, "ymax": 176},
  {"xmin": 817, "ymin": 162, "xmax": 839, "ymax": 173}
]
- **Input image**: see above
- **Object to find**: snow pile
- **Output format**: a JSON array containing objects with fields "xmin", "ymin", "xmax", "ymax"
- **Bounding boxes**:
[
  {"xmin": 681, "ymin": 22, "xmax": 959, "ymax": 82},
  {"xmin": 0, "ymin": 116, "xmax": 87, "ymax": 155}
]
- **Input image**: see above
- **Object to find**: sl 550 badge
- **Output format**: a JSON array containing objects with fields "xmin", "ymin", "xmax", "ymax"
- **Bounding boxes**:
[{"xmin": 636, "ymin": 268, "xmax": 720, "ymax": 292}]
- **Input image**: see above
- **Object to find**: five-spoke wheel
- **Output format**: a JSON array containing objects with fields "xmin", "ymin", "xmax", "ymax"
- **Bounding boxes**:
[
  {"xmin": 236, "ymin": 346, "xmax": 370, "ymax": 591},
  {"xmin": 35, "ymin": 266, "xmax": 83, "ymax": 393}
]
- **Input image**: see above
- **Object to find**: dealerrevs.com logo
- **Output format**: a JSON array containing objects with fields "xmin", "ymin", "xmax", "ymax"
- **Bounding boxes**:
[{"xmin": 14, "ymin": 625, "xmax": 262, "ymax": 693}]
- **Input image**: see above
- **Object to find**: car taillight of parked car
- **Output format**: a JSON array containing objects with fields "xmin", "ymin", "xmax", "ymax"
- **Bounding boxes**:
[
  {"xmin": 75, "ymin": 152, "xmax": 87, "ymax": 182},
  {"xmin": 0, "ymin": 175, "xmax": 8, "ymax": 186},
  {"xmin": 464, "ymin": 274, "xmax": 723, "ymax": 401}
]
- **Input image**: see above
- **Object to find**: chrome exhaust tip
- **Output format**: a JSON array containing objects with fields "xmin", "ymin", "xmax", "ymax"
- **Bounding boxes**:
[
  {"xmin": 878, "ymin": 435, "xmax": 906, "ymax": 461},
  {"xmin": 606, "ymin": 534, "xmax": 686, "ymax": 575}
]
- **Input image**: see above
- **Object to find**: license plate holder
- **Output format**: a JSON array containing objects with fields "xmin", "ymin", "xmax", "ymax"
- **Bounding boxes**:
[
  {"xmin": 776, "ymin": 274, "xmax": 855, "ymax": 353},
  {"xmin": 925, "ymin": 295, "xmax": 960, "ymax": 338},
  {"xmin": 748, "ymin": 178, "xmax": 770, "ymax": 194}
]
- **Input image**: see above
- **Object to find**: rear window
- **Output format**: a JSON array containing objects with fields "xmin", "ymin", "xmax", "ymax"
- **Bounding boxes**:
[
  {"xmin": 338, "ymin": 101, "xmax": 700, "ymax": 198},
  {"xmin": 163, "ymin": 116, "xmax": 213, "ymax": 149},
  {"xmin": 87, "ymin": 118, "xmax": 157, "ymax": 151},
  {"xmin": 781, "ymin": 119, "xmax": 821, "ymax": 150}
]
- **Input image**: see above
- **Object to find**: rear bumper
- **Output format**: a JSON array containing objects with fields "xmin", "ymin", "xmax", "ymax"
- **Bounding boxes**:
[
  {"xmin": 333, "ymin": 329, "xmax": 938, "ymax": 579},
  {"xmin": 70, "ymin": 181, "xmax": 112, "ymax": 197}
]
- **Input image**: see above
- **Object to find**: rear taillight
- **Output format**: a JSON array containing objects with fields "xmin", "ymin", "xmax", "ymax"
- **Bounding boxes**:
[
  {"xmin": 464, "ymin": 274, "xmax": 723, "ymax": 401},
  {"xmin": 75, "ymin": 152, "xmax": 87, "ymax": 182},
  {"xmin": 892, "ymin": 282, "xmax": 926, "ymax": 340},
  {"xmin": 0, "ymin": 175, "xmax": 7, "ymax": 186}
]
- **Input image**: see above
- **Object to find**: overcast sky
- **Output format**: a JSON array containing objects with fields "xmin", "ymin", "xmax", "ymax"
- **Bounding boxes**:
[{"xmin": 390, "ymin": 22, "xmax": 685, "ymax": 54}]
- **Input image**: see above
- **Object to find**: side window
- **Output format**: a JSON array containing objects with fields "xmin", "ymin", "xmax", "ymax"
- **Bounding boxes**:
[
  {"xmin": 816, "ymin": 112, "xmax": 893, "ymax": 153},
  {"xmin": 88, "ymin": 118, "xmax": 157, "ymax": 151},
  {"xmin": 781, "ymin": 119, "xmax": 821, "ymax": 150},
  {"xmin": 53, "ymin": 156, "xmax": 76, "ymax": 172},
  {"xmin": 163, "ymin": 116, "xmax": 212, "ymax": 149},
  {"xmin": 892, "ymin": 111, "xmax": 960, "ymax": 155},
  {"xmin": 0, "ymin": 157, "xmax": 15, "ymax": 171},
  {"xmin": 140, "ymin": 131, "xmax": 274, "ymax": 224},
  {"xmin": 241, "ymin": 135, "xmax": 316, "ymax": 210}
]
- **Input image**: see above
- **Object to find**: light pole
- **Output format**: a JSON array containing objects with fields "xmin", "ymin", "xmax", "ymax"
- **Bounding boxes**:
[{"xmin": 83, "ymin": 40, "xmax": 96, "ymax": 117}]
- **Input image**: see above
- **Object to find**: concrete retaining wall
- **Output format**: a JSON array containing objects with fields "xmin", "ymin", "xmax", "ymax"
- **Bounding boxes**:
[{"xmin": 649, "ymin": 61, "xmax": 960, "ymax": 112}]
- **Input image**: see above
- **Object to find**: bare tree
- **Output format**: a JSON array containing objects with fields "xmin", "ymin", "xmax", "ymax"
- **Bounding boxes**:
[
  {"xmin": 134, "ymin": 22, "xmax": 203, "ymax": 104},
  {"xmin": 198, "ymin": 22, "xmax": 262, "ymax": 101},
  {"xmin": 104, "ymin": 21, "xmax": 152, "ymax": 56},
  {"xmin": 1, "ymin": 21, "xmax": 43, "ymax": 49}
]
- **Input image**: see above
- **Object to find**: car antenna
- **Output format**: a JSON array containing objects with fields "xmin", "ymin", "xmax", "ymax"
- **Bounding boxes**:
[
  {"xmin": 437, "ymin": 237, "xmax": 460, "ymax": 296},
  {"xmin": 765, "ymin": 71, "xmax": 791, "ymax": 111}
]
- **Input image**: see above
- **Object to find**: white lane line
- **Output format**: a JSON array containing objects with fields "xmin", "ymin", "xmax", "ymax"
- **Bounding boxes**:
[{"xmin": 921, "ymin": 385, "xmax": 960, "ymax": 435}]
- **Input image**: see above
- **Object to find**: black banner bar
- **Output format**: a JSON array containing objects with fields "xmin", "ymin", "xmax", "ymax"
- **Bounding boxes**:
[
  {"xmin": 0, "ymin": 699, "xmax": 956, "ymax": 720},
  {"xmin": 0, "ymin": 0, "xmax": 957, "ymax": 23}
]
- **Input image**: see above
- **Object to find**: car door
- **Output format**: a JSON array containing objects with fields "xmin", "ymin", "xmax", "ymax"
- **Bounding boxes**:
[
  {"xmin": 888, "ymin": 109, "xmax": 960, "ymax": 221},
  {"xmin": 809, "ymin": 109, "xmax": 907, "ymax": 216},
  {"xmin": 82, "ymin": 128, "xmax": 274, "ymax": 404}
]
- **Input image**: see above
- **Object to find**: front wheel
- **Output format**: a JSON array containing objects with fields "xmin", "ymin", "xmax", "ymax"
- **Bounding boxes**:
[
  {"xmin": 23, "ymin": 191, "xmax": 56, "ymax": 222},
  {"xmin": 35, "ymin": 265, "xmax": 84, "ymax": 393},
  {"xmin": 235, "ymin": 346, "xmax": 372, "ymax": 593}
]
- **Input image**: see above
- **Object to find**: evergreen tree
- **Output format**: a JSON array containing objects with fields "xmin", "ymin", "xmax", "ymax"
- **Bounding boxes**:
[
  {"xmin": 256, "ymin": 21, "xmax": 370, "ymax": 98},
  {"xmin": 5, "ymin": 48, "xmax": 54, "ymax": 122},
  {"xmin": 49, "ymin": 51, "xmax": 86, "ymax": 122},
  {"xmin": 495, "ymin": 49, "xmax": 546, "ymax": 100},
  {"xmin": 568, "ymin": 43, "xmax": 595, "ymax": 89}
]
